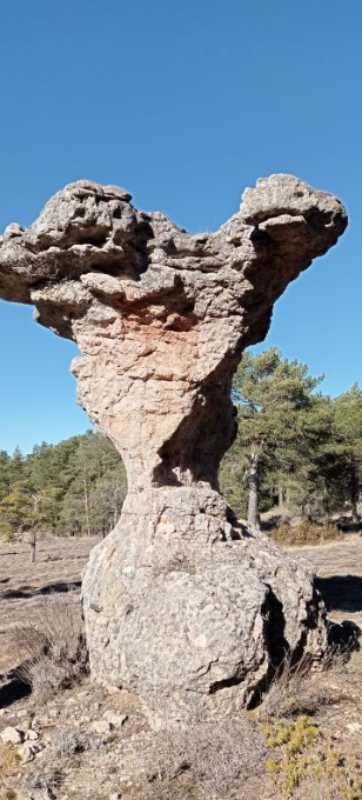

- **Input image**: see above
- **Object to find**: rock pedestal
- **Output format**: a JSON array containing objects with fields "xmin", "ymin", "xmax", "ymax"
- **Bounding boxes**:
[
  {"xmin": 0, "ymin": 173, "xmax": 347, "ymax": 724},
  {"xmin": 82, "ymin": 487, "xmax": 326, "ymax": 726}
]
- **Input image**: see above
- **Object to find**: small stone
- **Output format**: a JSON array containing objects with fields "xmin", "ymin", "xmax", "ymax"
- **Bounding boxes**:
[
  {"xmin": 347, "ymin": 722, "xmax": 362, "ymax": 733},
  {"xmin": 19, "ymin": 716, "xmax": 33, "ymax": 731},
  {"xmin": 26, "ymin": 729, "xmax": 39, "ymax": 741},
  {"xmin": 89, "ymin": 720, "xmax": 112, "ymax": 735},
  {"xmin": 110, "ymin": 793, "xmax": 122, "ymax": 800},
  {"xmin": 104, "ymin": 711, "xmax": 128, "ymax": 729},
  {"xmin": 18, "ymin": 742, "xmax": 35, "ymax": 762},
  {"xmin": 1, "ymin": 726, "xmax": 23, "ymax": 744}
]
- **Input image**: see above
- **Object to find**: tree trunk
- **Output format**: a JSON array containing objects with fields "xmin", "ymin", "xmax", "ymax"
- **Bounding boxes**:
[
  {"xmin": 83, "ymin": 477, "xmax": 91, "ymax": 536},
  {"xmin": 285, "ymin": 486, "xmax": 291, "ymax": 509},
  {"xmin": 31, "ymin": 495, "xmax": 39, "ymax": 562},
  {"xmin": 247, "ymin": 446, "xmax": 260, "ymax": 530},
  {"xmin": 351, "ymin": 462, "xmax": 360, "ymax": 521},
  {"xmin": 277, "ymin": 485, "xmax": 284, "ymax": 510},
  {"xmin": 30, "ymin": 530, "xmax": 37, "ymax": 562}
]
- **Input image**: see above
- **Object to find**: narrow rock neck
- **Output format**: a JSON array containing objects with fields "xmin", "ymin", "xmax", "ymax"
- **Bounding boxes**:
[{"xmin": 72, "ymin": 345, "xmax": 237, "ymax": 496}]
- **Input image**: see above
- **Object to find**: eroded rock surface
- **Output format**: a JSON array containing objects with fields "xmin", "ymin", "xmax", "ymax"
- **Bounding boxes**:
[{"xmin": 0, "ymin": 174, "xmax": 347, "ymax": 723}]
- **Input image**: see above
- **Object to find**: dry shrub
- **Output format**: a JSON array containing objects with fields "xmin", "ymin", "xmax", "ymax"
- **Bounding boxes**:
[
  {"xmin": 14, "ymin": 594, "xmax": 88, "ymax": 702},
  {"xmin": 50, "ymin": 726, "xmax": 103, "ymax": 759},
  {"xmin": 139, "ymin": 716, "xmax": 266, "ymax": 799},
  {"xmin": 0, "ymin": 744, "xmax": 20, "ymax": 800},
  {"xmin": 24, "ymin": 768, "xmax": 64, "ymax": 797},
  {"xmin": 258, "ymin": 653, "xmax": 346, "ymax": 721},
  {"xmin": 272, "ymin": 522, "xmax": 343, "ymax": 547}
]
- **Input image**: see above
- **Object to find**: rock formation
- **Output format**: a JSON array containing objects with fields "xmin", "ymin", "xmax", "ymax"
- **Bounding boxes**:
[{"xmin": 0, "ymin": 174, "xmax": 347, "ymax": 725}]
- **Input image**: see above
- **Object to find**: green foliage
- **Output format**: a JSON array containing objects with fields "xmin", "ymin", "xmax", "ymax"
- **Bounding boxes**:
[
  {"xmin": 1, "ymin": 348, "xmax": 361, "ymax": 538},
  {"xmin": 0, "ymin": 520, "xmax": 13, "ymax": 542},
  {"xmin": 333, "ymin": 385, "xmax": 362, "ymax": 516},
  {"xmin": 0, "ymin": 480, "xmax": 33, "ymax": 532},
  {"xmin": 0, "ymin": 432, "xmax": 127, "ymax": 538},
  {"xmin": 263, "ymin": 716, "xmax": 362, "ymax": 799},
  {"xmin": 220, "ymin": 348, "xmax": 362, "ymax": 525}
]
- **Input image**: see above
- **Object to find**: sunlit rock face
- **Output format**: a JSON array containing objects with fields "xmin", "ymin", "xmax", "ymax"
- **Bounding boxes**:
[{"xmin": 0, "ymin": 175, "xmax": 347, "ymax": 725}]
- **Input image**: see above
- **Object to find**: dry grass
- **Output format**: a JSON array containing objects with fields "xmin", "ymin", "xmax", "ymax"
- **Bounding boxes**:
[
  {"xmin": 258, "ymin": 652, "xmax": 349, "ymax": 722},
  {"xmin": 24, "ymin": 767, "xmax": 64, "ymax": 798},
  {"xmin": 0, "ymin": 744, "xmax": 20, "ymax": 800},
  {"xmin": 0, "ymin": 535, "xmax": 96, "ymax": 676},
  {"xmin": 136, "ymin": 717, "xmax": 266, "ymax": 799},
  {"xmin": 14, "ymin": 595, "xmax": 88, "ymax": 702},
  {"xmin": 272, "ymin": 522, "xmax": 343, "ymax": 547}
]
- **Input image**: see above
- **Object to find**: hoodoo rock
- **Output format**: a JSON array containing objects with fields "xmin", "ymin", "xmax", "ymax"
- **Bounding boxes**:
[{"xmin": 0, "ymin": 174, "xmax": 347, "ymax": 724}]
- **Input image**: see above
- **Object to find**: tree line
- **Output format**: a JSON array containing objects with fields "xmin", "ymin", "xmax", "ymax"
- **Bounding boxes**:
[
  {"xmin": 0, "ymin": 431, "xmax": 127, "ymax": 540},
  {"xmin": 0, "ymin": 348, "xmax": 361, "ymax": 539}
]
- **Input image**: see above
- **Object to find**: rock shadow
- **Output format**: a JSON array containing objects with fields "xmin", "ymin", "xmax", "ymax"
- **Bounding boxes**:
[
  {"xmin": 0, "ymin": 677, "xmax": 31, "ymax": 708},
  {"xmin": 336, "ymin": 517, "xmax": 362, "ymax": 533},
  {"xmin": 1, "ymin": 580, "xmax": 81, "ymax": 601},
  {"xmin": 315, "ymin": 574, "xmax": 362, "ymax": 613},
  {"xmin": 326, "ymin": 619, "xmax": 360, "ymax": 654}
]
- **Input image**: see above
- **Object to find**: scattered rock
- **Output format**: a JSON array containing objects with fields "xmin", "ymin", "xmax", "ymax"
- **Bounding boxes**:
[
  {"xmin": 104, "ymin": 711, "xmax": 128, "ymax": 729},
  {"xmin": 26, "ymin": 729, "xmax": 39, "ymax": 741},
  {"xmin": 89, "ymin": 720, "xmax": 112, "ymax": 736},
  {"xmin": 1, "ymin": 725, "xmax": 24, "ymax": 744},
  {"xmin": 346, "ymin": 721, "xmax": 362, "ymax": 733},
  {"xmin": 18, "ymin": 742, "xmax": 36, "ymax": 763}
]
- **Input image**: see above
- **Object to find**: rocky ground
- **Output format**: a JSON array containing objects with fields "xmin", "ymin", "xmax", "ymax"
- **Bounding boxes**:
[{"xmin": 0, "ymin": 533, "xmax": 362, "ymax": 799}]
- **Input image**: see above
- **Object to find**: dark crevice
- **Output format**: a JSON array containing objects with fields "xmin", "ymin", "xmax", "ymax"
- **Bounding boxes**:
[
  {"xmin": 225, "ymin": 507, "xmax": 251, "ymax": 538},
  {"xmin": 0, "ymin": 678, "xmax": 31, "ymax": 708},
  {"xmin": 250, "ymin": 226, "xmax": 272, "ymax": 245},
  {"xmin": 262, "ymin": 586, "xmax": 289, "ymax": 668},
  {"xmin": 209, "ymin": 674, "xmax": 244, "ymax": 694},
  {"xmin": 248, "ymin": 586, "xmax": 289, "ymax": 710}
]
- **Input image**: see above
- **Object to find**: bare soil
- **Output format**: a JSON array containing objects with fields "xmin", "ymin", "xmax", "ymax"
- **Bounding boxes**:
[
  {"xmin": 0, "ymin": 532, "xmax": 361, "ymax": 799},
  {"xmin": 0, "ymin": 536, "xmax": 98, "ymax": 676}
]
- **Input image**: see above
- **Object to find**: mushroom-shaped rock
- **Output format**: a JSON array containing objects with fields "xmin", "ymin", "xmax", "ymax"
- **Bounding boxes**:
[{"xmin": 0, "ymin": 174, "xmax": 347, "ymax": 725}]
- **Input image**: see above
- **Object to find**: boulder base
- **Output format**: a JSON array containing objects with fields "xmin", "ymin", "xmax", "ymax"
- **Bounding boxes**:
[{"xmin": 82, "ymin": 488, "xmax": 326, "ymax": 726}]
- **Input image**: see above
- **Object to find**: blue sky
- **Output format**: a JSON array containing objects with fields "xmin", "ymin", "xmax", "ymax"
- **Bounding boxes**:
[{"xmin": 0, "ymin": 0, "xmax": 361, "ymax": 454}]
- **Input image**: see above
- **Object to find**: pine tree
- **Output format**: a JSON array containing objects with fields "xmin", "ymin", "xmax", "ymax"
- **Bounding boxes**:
[
  {"xmin": 333, "ymin": 385, "xmax": 362, "ymax": 518},
  {"xmin": 221, "ymin": 348, "xmax": 323, "ymax": 527},
  {"xmin": 0, "ymin": 480, "xmax": 33, "ymax": 535},
  {"xmin": 0, "ymin": 450, "xmax": 11, "ymax": 500}
]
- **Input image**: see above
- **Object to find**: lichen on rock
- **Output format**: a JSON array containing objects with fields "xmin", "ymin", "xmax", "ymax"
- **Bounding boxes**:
[{"xmin": 0, "ymin": 174, "xmax": 347, "ymax": 725}]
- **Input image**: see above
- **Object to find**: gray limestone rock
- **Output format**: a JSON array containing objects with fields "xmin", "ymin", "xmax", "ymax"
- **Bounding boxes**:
[{"xmin": 0, "ymin": 174, "xmax": 347, "ymax": 725}]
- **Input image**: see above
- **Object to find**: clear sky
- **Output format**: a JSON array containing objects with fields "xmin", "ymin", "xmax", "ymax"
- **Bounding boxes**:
[{"xmin": 0, "ymin": 0, "xmax": 361, "ymax": 454}]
